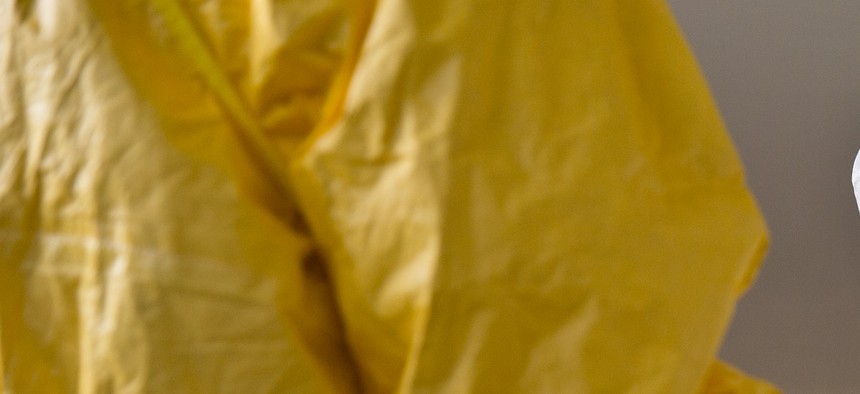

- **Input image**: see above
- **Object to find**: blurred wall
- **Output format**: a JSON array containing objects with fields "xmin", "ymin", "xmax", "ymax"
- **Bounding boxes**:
[{"xmin": 666, "ymin": 1, "xmax": 860, "ymax": 392}]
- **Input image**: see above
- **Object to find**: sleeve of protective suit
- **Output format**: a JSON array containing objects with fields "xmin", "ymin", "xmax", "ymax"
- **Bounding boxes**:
[
  {"xmin": 1, "ymin": 0, "xmax": 777, "ymax": 393},
  {"xmin": 292, "ymin": 0, "xmax": 775, "ymax": 393}
]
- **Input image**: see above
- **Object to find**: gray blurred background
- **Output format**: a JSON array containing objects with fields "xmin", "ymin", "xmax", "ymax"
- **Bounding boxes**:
[{"xmin": 666, "ymin": 1, "xmax": 860, "ymax": 392}]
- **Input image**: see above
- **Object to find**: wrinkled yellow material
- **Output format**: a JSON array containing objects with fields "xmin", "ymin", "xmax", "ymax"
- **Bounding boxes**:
[{"xmin": 0, "ymin": 0, "xmax": 775, "ymax": 392}]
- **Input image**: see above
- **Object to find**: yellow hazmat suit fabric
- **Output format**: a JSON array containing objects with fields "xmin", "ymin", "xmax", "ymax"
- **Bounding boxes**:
[{"xmin": 0, "ymin": 0, "xmax": 775, "ymax": 392}]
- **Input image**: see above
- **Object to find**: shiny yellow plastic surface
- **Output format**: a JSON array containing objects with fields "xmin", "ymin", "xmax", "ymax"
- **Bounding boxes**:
[{"xmin": 0, "ymin": 0, "xmax": 775, "ymax": 392}]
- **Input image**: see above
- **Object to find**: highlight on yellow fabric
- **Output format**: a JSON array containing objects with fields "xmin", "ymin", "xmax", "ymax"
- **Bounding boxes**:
[{"xmin": 0, "ymin": 0, "xmax": 777, "ymax": 392}]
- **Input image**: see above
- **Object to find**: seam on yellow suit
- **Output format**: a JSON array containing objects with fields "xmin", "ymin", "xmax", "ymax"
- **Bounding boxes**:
[{"xmin": 288, "ymin": 1, "xmax": 389, "ymax": 392}]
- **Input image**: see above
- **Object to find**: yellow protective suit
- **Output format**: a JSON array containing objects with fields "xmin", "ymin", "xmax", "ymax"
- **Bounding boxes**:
[{"xmin": 0, "ymin": 0, "xmax": 777, "ymax": 392}]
